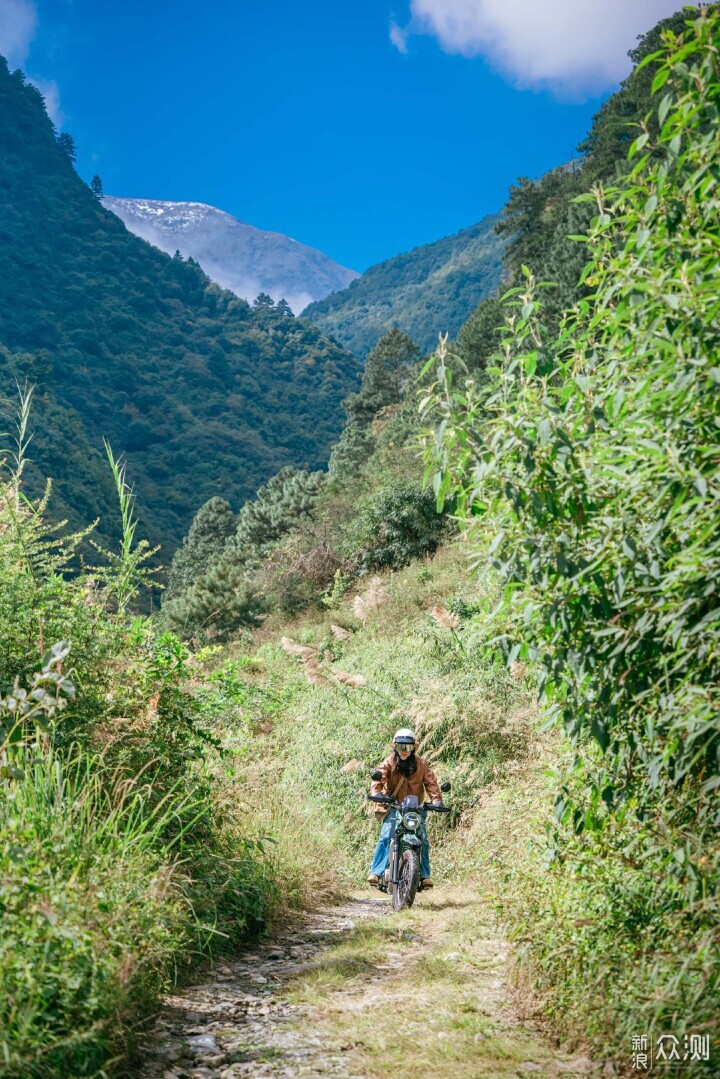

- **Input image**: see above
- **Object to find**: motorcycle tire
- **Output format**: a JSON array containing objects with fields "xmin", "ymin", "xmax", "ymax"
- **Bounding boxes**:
[{"xmin": 392, "ymin": 849, "xmax": 419, "ymax": 911}]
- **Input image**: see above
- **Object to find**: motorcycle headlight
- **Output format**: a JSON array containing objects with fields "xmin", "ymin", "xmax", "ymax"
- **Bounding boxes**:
[{"xmin": 403, "ymin": 811, "xmax": 420, "ymax": 830}]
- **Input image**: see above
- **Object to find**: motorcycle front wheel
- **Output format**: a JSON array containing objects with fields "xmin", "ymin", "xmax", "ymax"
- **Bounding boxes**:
[{"xmin": 392, "ymin": 849, "xmax": 419, "ymax": 911}]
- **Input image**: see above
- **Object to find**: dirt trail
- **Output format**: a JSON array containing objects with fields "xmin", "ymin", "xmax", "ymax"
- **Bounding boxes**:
[{"xmin": 137, "ymin": 888, "xmax": 605, "ymax": 1079}]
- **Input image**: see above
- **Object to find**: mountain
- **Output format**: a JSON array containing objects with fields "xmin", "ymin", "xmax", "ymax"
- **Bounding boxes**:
[
  {"xmin": 103, "ymin": 197, "xmax": 359, "ymax": 315},
  {"xmin": 0, "ymin": 58, "xmax": 359, "ymax": 558},
  {"xmin": 302, "ymin": 213, "xmax": 505, "ymax": 358}
]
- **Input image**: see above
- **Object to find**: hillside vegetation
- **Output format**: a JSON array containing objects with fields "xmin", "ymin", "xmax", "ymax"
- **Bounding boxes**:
[
  {"xmin": 164, "ymin": 5, "xmax": 719, "ymax": 1065},
  {"xmin": 0, "ymin": 58, "xmax": 358, "ymax": 557},
  {"xmin": 424, "ymin": 6, "xmax": 720, "ymax": 1056},
  {"xmin": 1, "ymin": 7, "xmax": 718, "ymax": 1078},
  {"xmin": 302, "ymin": 213, "xmax": 504, "ymax": 358}
]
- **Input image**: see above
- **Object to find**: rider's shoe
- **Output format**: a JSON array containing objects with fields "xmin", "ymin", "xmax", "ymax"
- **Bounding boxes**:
[
  {"xmin": 367, "ymin": 873, "xmax": 380, "ymax": 884},
  {"xmin": 421, "ymin": 877, "xmax": 433, "ymax": 888}
]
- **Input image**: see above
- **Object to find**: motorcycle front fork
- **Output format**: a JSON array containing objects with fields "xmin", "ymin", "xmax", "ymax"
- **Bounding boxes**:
[
  {"xmin": 375, "ymin": 837, "xmax": 398, "ymax": 894},
  {"xmin": 390, "ymin": 836, "xmax": 399, "ymax": 886}
]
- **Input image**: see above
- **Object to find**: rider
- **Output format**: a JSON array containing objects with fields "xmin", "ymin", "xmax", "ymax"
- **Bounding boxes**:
[{"xmin": 367, "ymin": 727, "xmax": 443, "ymax": 889}]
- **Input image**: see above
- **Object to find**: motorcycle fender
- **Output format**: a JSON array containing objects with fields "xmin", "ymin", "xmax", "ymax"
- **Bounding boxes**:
[{"xmin": 403, "ymin": 835, "xmax": 421, "ymax": 848}]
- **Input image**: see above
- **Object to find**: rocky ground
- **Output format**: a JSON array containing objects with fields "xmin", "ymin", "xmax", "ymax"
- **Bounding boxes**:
[
  {"xmin": 137, "ymin": 898, "xmax": 382, "ymax": 1079},
  {"xmin": 135, "ymin": 889, "xmax": 612, "ymax": 1079}
]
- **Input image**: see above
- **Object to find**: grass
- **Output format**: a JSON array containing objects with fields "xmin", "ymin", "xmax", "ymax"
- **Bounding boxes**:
[
  {"xmin": 282, "ymin": 887, "xmax": 573, "ymax": 1078},
  {"xmin": 0, "ymin": 751, "xmax": 192, "ymax": 1077},
  {"xmin": 217, "ymin": 543, "xmax": 534, "ymax": 889},
  {"xmin": 211, "ymin": 541, "xmax": 717, "ymax": 1072},
  {"xmin": 0, "ymin": 742, "xmax": 277, "ymax": 1079}
]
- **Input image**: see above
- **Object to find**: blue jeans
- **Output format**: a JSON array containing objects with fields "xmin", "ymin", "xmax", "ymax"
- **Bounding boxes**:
[{"xmin": 370, "ymin": 809, "xmax": 431, "ymax": 879}]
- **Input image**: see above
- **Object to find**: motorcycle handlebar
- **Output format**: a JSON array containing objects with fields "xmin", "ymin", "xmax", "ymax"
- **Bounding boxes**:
[{"xmin": 366, "ymin": 794, "xmax": 451, "ymax": 813}]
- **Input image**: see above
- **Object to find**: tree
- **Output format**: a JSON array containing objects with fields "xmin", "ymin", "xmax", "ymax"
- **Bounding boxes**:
[
  {"xmin": 163, "ymin": 467, "xmax": 324, "ymax": 640},
  {"xmin": 165, "ymin": 496, "xmax": 236, "ymax": 600},
  {"xmin": 276, "ymin": 299, "xmax": 293, "ymax": 317},
  {"xmin": 232, "ymin": 466, "xmax": 325, "ymax": 561},
  {"xmin": 342, "ymin": 328, "xmax": 420, "ymax": 429},
  {"xmin": 164, "ymin": 551, "xmax": 260, "ymax": 642},
  {"xmin": 56, "ymin": 132, "xmax": 76, "ymax": 163},
  {"xmin": 455, "ymin": 296, "xmax": 505, "ymax": 373},
  {"xmin": 328, "ymin": 421, "xmax": 376, "ymax": 484},
  {"xmin": 351, "ymin": 482, "xmax": 446, "ymax": 573},
  {"xmin": 578, "ymin": 8, "xmax": 690, "ymax": 183},
  {"xmin": 253, "ymin": 293, "xmax": 275, "ymax": 308},
  {"xmin": 90, "ymin": 175, "xmax": 103, "ymax": 199}
]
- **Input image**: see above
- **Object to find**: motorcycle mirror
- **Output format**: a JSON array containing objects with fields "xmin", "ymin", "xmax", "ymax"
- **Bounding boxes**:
[
  {"xmin": 371, "ymin": 770, "xmax": 383, "ymax": 781},
  {"xmin": 441, "ymin": 781, "xmax": 451, "ymax": 792}
]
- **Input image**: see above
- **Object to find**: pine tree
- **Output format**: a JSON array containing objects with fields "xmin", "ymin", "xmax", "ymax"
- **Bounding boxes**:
[
  {"xmin": 56, "ymin": 132, "xmax": 76, "ymax": 163},
  {"xmin": 164, "ymin": 551, "xmax": 259, "ymax": 642},
  {"xmin": 455, "ymin": 296, "xmax": 505, "ymax": 373},
  {"xmin": 232, "ymin": 466, "xmax": 325, "ymax": 561},
  {"xmin": 166, "ymin": 496, "xmax": 236, "ymax": 599},
  {"xmin": 90, "ymin": 175, "xmax": 103, "ymax": 199},
  {"xmin": 328, "ymin": 422, "xmax": 375, "ymax": 484},
  {"xmin": 342, "ymin": 328, "xmax": 420, "ymax": 429},
  {"xmin": 162, "ymin": 471, "xmax": 323, "ymax": 639},
  {"xmin": 253, "ymin": 293, "xmax": 275, "ymax": 308}
]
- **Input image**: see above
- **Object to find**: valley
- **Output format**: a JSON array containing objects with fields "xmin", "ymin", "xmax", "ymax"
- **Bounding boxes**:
[{"xmin": 0, "ymin": 7, "xmax": 717, "ymax": 1079}]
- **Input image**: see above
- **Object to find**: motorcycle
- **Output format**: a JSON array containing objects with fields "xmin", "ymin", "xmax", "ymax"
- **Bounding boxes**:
[{"xmin": 366, "ymin": 770, "xmax": 451, "ymax": 911}]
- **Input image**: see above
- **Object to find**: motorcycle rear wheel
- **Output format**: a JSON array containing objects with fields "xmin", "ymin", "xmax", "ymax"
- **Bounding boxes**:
[{"xmin": 392, "ymin": 849, "xmax": 419, "ymax": 911}]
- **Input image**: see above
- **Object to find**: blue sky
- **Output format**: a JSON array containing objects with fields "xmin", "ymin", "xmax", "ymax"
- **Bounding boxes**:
[{"xmin": 1, "ymin": 0, "xmax": 679, "ymax": 271}]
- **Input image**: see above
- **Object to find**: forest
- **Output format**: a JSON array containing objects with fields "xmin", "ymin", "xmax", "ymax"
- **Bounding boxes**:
[
  {"xmin": 302, "ymin": 212, "xmax": 504, "ymax": 358},
  {"xmin": 0, "ymin": 6, "xmax": 717, "ymax": 1077},
  {"xmin": 0, "ymin": 59, "xmax": 359, "ymax": 557}
]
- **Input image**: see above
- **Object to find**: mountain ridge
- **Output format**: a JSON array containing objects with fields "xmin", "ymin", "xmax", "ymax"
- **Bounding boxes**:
[
  {"xmin": 104, "ymin": 195, "xmax": 359, "ymax": 315},
  {"xmin": 0, "ymin": 58, "xmax": 359, "ymax": 557},
  {"xmin": 302, "ymin": 212, "xmax": 505, "ymax": 358}
]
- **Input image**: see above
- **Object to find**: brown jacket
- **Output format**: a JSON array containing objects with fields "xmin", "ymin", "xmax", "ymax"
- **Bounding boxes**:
[{"xmin": 371, "ymin": 753, "xmax": 442, "ymax": 805}]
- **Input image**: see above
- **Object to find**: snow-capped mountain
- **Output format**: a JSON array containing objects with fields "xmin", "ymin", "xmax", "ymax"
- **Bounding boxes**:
[{"xmin": 103, "ymin": 197, "xmax": 358, "ymax": 314}]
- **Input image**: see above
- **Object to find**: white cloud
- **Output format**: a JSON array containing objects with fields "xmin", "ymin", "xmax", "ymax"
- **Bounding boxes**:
[
  {"xmin": 0, "ymin": 0, "xmax": 37, "ymax": 66},
  {"xmin": 0, "ymin": 1, "xmax": 64, "ymax": 127},
  {"xmin": 389, "ymin": 19, "xmax": 409, "ymax": 54},
  {"xmin": 31, "ymin": 75, "xmax": 63, "ymax": 126},
  {"xmin": 392, "ymin": 0, "xmax": 682, "ymax": 97}
]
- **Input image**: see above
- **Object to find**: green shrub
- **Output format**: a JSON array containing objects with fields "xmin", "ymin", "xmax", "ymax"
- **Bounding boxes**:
[
  {"xmin": 423, "ymin": 9, "xmax": 720, "ymax": 1058},
  {"xmin": 347, "ymin": 482, "xmax": 446, "ymax": 573},
  {"xmin": 0, "ymin": 419, "xmax": 276, "ymax": 1076}
]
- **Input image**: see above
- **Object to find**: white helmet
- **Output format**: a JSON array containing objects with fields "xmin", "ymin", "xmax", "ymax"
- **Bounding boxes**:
[{"xmin": 393, "ymin": 727, "xmax": 416, "ymax": 745}]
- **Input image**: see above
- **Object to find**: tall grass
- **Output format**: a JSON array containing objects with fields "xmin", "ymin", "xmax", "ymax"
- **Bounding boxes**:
[
  {"xmin": 0, "ymin": 409, "xmax": 277, "ymax": 1077},
  {"xmin": 0, "ymin": 748, "xmax": 196, "ymax": 1077}
]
